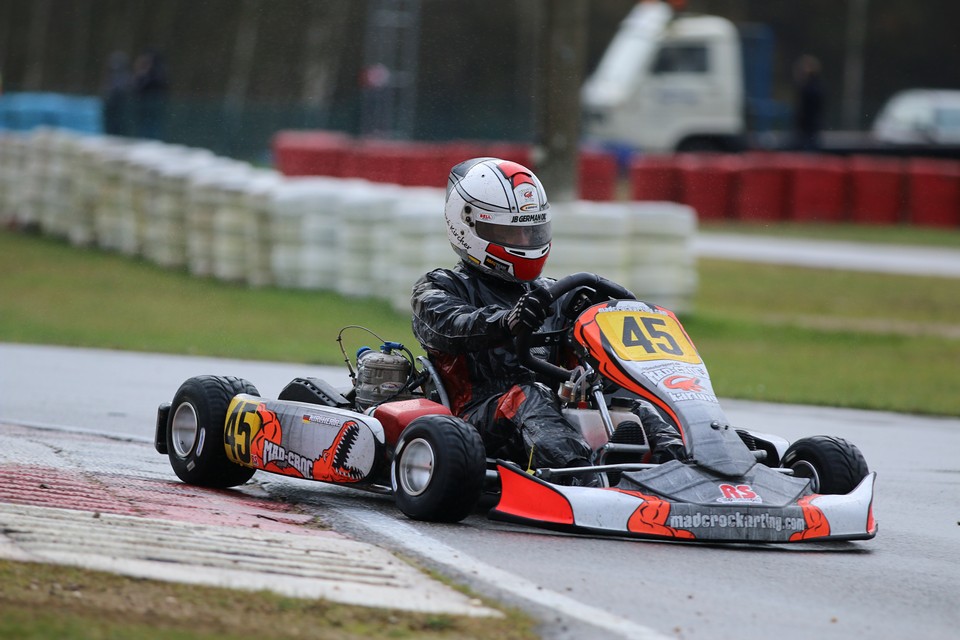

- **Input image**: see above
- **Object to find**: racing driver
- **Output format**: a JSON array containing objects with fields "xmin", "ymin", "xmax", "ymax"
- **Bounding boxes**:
[{"xmin": 410, "ymin": 157, "xmax": 685, "ymax": 483}]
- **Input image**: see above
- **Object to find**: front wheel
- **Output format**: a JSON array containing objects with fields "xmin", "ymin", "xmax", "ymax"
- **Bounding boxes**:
[
  {"xmin": 391, "ymin": 414, "xmax": 486, "ymax": 522},
  {"xmin": 167, "ymin": 375, "xmax": 259, "ymax": 488},
  {"xmin": 781, "ymin": 435, "xmax": 869, "ymax": 494}
]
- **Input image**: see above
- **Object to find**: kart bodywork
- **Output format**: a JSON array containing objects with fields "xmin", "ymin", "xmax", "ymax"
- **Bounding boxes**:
[
  {"xmin": 156, "ymin": 273, "xmax": 876, "ymax": 543},
  {"xmin": 493, "ymin": 461, "xmax": 876, "ymax": 543}
]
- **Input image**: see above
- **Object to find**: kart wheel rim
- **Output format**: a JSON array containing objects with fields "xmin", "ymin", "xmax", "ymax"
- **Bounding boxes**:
[
  {"xmin": 171, "ymin": 403, "xmax": 199, "ymax": 459},
  {"xmin": 398, "ymin": 438, "xmax": 435, "ymax": 497},
  {"xmin": 790, "ymin": 460, "xmax": 820, "ymax": 493}
]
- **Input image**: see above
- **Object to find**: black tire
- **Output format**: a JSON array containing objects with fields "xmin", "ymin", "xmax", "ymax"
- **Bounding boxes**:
[
  {"xmin": 167, "ymin": 375, "xmax": 259, "ymax": 488},
  {"xmin": 781, "ymin": 435, "xmax": 869, "ymax": 494},
  {"xmin": 391, "ymin": 414, "xmax": 486, "ymax": 523}
]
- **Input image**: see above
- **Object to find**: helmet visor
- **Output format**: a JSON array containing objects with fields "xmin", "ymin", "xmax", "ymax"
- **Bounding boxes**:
[{"xmin": 475, "ymin": 220, "xmax": 552, "ymax": 250}]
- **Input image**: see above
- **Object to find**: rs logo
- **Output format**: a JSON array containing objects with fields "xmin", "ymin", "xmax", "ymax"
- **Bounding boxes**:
[{"xmin": 717, "ymin": 484, "xmax": 761, "ymax": 503}]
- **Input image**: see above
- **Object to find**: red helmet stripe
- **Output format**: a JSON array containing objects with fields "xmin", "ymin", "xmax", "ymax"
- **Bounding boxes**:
[{"xmin": 495, "ymin": 160, "xmax": 536, "ymax": 188}]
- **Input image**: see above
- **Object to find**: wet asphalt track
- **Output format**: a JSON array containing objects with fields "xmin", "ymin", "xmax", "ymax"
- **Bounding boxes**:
[
  {"xmin": 2, "ymin": 236, "xmax": 960, "ymax": 638},
  {"xmin": 1, "ymin": 342, "xmax": 958, "ymax": 640}
]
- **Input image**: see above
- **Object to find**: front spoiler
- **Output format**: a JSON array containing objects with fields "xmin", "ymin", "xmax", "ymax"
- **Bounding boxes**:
[{"xmin": 489, "ymin": 462, "xmax": 877, "ymax": 543}]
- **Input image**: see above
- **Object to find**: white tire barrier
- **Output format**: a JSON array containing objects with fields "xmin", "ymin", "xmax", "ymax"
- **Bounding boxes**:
[{"xmin": 0, "ymin": 129, "xmax": 698, "ymax": 314}]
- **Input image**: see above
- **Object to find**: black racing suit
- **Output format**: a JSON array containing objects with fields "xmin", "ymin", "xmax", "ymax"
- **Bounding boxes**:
[{"xmin": 411, "ymin": 262, "xmax": 594, "ymax": 472}]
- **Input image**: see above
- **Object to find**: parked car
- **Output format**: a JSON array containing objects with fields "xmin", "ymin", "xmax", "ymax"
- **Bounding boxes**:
[{"xmin": 872, "ymin": 89, "xmax": 960, "ymax": 146}]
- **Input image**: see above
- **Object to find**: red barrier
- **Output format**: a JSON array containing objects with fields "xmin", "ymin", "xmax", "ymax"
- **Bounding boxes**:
[
  {"xmin": 442, "ymin": 141, "xmax": 494, "ymax": 173},
  {"xmin": 271, "ymin": 130, "xmax": 350, "ymax": 177},
  {"xmin": 578, "ymin": 151, "xmax": 618, "ymax": 201},
  {"xmin": 394, "ymin": 144, "xmax": 452, "ymax": 187},
  {"xmin": 733, "ymin": 153, "xmax": 789, "ymax": 221},
  {"xmin": 273, "ymin": 132, "xmax": 533, "ymax": 187},
  {"xmin": 848, "ymin": 156, "xmax": 904, "ymax": 225},
  {"xmin": 785, "ymin": 155, "xmax": 849, "ymax": 223},
  {"xmin": 677, "ymin": 154, "xmax": 739, "ymax": 220},
  {"xmin": 348, "ymin": 141, "xmax": 407, "ymax": 184},
  {"xmin": 483, "ymin": 142, "xmax": 534, "ymax": 168},
  {"xmin": 905, "ymin": 159, "xmax": 960, "ymax": 227},
  {"xmin": 273, "ymin": 133, "xmax": 959, "ymax": 226},
  {"xmin": 629, "ymin": 155, "xmax": 681, "ymax": 202}
]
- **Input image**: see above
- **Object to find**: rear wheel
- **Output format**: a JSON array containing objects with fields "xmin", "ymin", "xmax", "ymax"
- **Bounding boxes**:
[
  {"xmin": 781, "ymin": 435, "xmax": 869, "ymax": 494},
  {"xmin": 391, "ymin": 414, "xmax": 485, "ymax": 522},
  {"xmin": 167, "ymin": 375, "xmax": 259, "ymax": 488}
]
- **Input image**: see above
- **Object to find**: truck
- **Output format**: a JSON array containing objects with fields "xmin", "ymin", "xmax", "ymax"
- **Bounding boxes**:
[{"xmin": 582, "ymin": 0, "xmax": 776, "ymax": 154}]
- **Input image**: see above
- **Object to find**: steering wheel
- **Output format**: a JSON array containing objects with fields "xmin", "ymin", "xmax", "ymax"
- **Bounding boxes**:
[{"xmin": 516, "ymin": 272, "xmax": 635, "ymax": 383}]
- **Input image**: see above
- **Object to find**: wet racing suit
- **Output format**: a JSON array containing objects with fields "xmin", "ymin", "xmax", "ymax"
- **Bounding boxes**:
[{"xmin": 410, "ymin": 262, "xmax": 595, "ymax": 473}]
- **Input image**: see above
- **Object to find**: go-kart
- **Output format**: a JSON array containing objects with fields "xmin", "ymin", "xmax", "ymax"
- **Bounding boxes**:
[{"xmin": 155, "ymin": 273, "xmax": 877, "ymax": 543}]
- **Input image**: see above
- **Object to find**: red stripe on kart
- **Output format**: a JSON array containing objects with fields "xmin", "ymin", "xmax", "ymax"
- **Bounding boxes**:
[{"xmin": 495, "ymin": 464, "xmax": 574, "ymax": 525}]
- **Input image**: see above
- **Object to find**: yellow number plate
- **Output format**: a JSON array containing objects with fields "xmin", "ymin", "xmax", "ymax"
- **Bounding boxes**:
[{"xmin": 594, "ymin": 311, "xmax": 701, "ymax": 364}]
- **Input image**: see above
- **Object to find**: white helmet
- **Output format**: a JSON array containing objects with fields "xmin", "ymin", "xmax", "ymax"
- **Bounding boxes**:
[{"xmin": 444, "ymin": 157, "xmax": 551, "ymax": 282}]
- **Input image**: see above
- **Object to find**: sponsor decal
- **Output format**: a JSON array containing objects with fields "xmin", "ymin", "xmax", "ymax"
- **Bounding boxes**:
[
  {"xmin": 477, "ymin": 212, "xmax": 493, "ymax": 220},
  {"xmin": 641, "ymin": 365, "xmax": 717, "ymax": 402},
  {"xmin": 302, "ymin": 413, "xmax": 340, "ymax": 426},
  {"xmin": 262, "ymin": 438, "xmax": 314, "ymax": 478},
  {"xmin": 513, "ymin": 181, "xmax": 540, "ymax": 212},
  {"xmin": 667, "ymin": 390, "xmax": 720, "ymax": 404},
  {"xmin": 716, "ymin": 484, "xmax": 762, "ymax": 504},
  {"xmin": 663, "ymin": 375, "xmax": 704, "ymax": 392},
  {"xmin": 511, "ymin": 213, "xmax": 547, "ymax": 223},
  {"xmin": 230, "ymin": 400, "xmax": 368, "ymax": 483},
  {"xmin": 668, "ymin": 511, "xmax": 805, "ymax": 533},
  {"xmin": 598, "ymin": 301, "xmax": 655, "ymax": 313},
  {"xmin": 483, "ymin": 254, "xmax": 511, "ymax": 273},
  {"xmin": 644, "ymin": 363, "xmax": 709, "ymax": 384}
]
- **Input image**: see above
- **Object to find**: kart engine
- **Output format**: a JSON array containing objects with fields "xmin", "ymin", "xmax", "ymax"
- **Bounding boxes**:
[{"xmin": 354, "ymin": 344, "xmax": 414, "ymax": 410}]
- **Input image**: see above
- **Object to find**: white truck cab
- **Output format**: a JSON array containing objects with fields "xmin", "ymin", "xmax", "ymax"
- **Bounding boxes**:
[{"xmin": 582, "ymin": 1, "xmax": 745, "ymax": 153}]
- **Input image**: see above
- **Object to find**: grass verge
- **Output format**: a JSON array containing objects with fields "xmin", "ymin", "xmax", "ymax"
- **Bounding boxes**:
[
  {"xmin": 0, "ymin": 559, "xmax": 536, "ymax": 640},
  {"xmin": 2, "ymin": 227, "xmax": 959, "ymax": 415}
]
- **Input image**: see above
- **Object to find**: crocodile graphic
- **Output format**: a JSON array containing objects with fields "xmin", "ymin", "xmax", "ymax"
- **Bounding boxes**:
[{"xmin": 312, "ymin": 420, "xmax": 365, "ymax": 482}]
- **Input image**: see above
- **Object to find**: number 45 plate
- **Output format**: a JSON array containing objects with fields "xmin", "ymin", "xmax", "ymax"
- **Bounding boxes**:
[{"xmin": 579, "ymin": 308, "xmax": 703, "ymax": 365}]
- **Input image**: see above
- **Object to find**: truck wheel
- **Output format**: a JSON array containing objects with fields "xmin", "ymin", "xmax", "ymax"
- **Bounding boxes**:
[
  {"xmin": 167, "ymin": 375, "xmax": 259, "ymax": 488},
  {"xmin": 391, "ymin": 414, "xmax": 485, "ymax": 522},
  {"xmin": 781, "ymin": 435, "xmax": 869, "ymax": 494}
]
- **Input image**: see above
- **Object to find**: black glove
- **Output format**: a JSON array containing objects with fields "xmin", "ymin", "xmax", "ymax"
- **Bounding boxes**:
[{"xmin": 503, "ymin": 287, "xmax": 552, "ymax": 336}]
